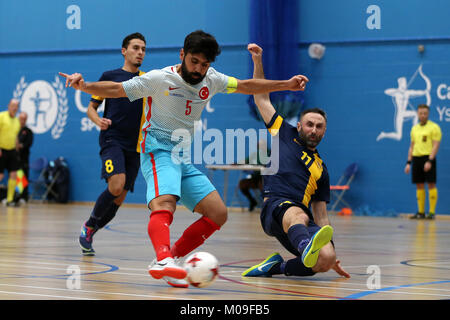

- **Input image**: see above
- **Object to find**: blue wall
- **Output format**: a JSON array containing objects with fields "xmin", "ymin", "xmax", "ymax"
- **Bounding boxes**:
[
  {"xmin": 0, "ymin": 0, "xmax": 256, "ymax": 206},
  {"xmin": 298, "ymin": 0, "xmax": 450, "ymax": 214},
  {"xmin": 1, "ymin": 0, "xmax": 449, "ymax": 214}
]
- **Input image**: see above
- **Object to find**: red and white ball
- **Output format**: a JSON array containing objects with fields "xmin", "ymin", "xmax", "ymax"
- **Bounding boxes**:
[{"xmin": 183, "ymin": 251, "xmax": 219, "ymax": 288}]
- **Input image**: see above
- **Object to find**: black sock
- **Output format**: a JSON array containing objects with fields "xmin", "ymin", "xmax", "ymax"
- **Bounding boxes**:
[
  {"xmin": 287, "ymin": 224, "xmax": 311, "ymax": 254},
  {"xmin": 97, "ymin": 202, "xmax": 120, "ymax": 229},
  {"xmin": 86, "ymin": 188, "xmax": 118, "ymax": 228},
  {"xmin": 269, "ymin": 261, "xmax": 283, "ymax": 275},
  {"xmin": 284, "ymin": 257, "xmax": 315, "ymax": 276}
]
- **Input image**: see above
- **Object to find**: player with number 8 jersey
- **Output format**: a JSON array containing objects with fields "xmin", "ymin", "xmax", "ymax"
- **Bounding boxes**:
[{"xmin": 77, "ymin": 33, "xmax": 148, "ymax": 256}]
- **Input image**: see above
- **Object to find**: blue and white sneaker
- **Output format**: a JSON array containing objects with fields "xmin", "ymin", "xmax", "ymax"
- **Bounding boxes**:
[
  {"xmin": 301, "ymin": 225, "xmax": 333, "ymax": 268},
  {"xmin": 79, "ymin": 222, "xmax": 98, "ymax": 256},
  {"xmin": 241, "ymin": 253, "xmax": 284, "ymax": 277}
]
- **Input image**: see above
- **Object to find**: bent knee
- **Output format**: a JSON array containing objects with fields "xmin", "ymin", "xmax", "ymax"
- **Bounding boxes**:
[
  {"xmin": 149, "ymin": 195, "xmax": 177, "ymax": 213},
  {"xmin": 210, "ymin": 206, "xmax": 228, "ymax": 227},
  {"xmin": 109, "ymin": 184, "xmax": 125, "ymax": 197}
]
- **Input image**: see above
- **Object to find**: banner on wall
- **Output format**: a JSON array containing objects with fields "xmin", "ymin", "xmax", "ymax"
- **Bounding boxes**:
[
  {"xmin": 377, "ymin": 64, "xmax": 449, "ymax": 142},
  {"xmin": 13, "ymin": 75, "xmax": 68, "ymax": 139}
]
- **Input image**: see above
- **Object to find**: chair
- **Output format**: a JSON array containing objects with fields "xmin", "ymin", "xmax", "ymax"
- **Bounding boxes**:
[
  {"xmin": 42, "ymin": 160, "xmax": 61, "ymax": 201},
  {"xmin": 29, "ymin": 157, "xmax": 49, "ymax": 202},
  {"xmin": 329, "ymin": 163, "xmax": 358, "ymax": 212}
]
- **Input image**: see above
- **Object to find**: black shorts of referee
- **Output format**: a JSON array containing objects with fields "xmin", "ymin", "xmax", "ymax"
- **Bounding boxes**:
[
  {"xmin": 0, "ymin": 148, "xmax": 20, "ymax": 173},
  {"xmin": 412, "ymin": 155, "xmax": 436, "ymax": 184}
]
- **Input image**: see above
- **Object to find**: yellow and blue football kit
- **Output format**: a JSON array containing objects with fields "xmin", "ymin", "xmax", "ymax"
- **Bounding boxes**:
[
  {"xmin": 261, "ymin": 112, "xmax": 330, "ymax": 235},
  {"xmin": 257, "ymin": 112, "xmax": 331, "ymax": 276},
  {"xmin": 92, "ymin": 68, "xmax": 146, "ymax": 191}
]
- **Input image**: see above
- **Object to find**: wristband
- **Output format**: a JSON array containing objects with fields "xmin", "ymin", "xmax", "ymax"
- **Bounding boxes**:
[{"xmin": 407, "ymin": 160, "xmax": 411, "ymax": 165}]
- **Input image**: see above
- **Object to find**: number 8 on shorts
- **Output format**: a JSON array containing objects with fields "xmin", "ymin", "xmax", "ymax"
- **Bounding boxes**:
[{"xmin": 105, "ymin": 159, "xmax": 114, "ymax": 174}]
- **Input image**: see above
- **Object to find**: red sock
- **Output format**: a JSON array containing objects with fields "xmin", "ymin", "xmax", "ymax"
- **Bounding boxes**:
[
  {"xmin": 148, "ymin": 210, "xmax": 174, "ymax": 261},
  {"xmin": 171, "ymin": 216, "xmax": 220, "ymax": 258}
]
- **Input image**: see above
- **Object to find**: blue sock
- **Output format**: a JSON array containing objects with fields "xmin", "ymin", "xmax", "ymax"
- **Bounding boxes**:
[
  {"xmin": 287, "ymin": 224, "xmax": 311, "ymax": 255},
  {"xmin": 86, "ymin": 188, "xmax": 118, "ymax": 228},
  {"xmin": 284, "ymin": 257, "xmax": 315, "ymax": 276}
]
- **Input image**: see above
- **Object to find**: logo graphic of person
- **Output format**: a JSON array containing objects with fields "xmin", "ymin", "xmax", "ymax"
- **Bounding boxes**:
[{"xmin": 377, "ymin": 64, "xmax": 431, "ymax": 141}]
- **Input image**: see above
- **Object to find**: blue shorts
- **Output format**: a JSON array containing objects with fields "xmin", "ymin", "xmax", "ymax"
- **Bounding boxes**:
[
  {"xmin": 140, "ymin": 150, "xmax": 216, "ymax": 211},
  {"xmin": 100, "ymin": 144, "xmax": 140, "ymax": 192},
  {"xmin": 260, "ymin": 197, "xmax": 321, "ymax": 256}
]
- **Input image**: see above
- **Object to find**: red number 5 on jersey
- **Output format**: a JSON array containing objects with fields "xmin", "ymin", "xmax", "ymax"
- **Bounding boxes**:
[{"xmin": 185, "ymin": 100, "xmax": 192, "ymax": 116}]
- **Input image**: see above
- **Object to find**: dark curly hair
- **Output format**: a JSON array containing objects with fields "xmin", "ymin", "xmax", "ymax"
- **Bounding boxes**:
[{"xmin": 183, "ymin": 30, "xmax": 221, "ymax": 62}]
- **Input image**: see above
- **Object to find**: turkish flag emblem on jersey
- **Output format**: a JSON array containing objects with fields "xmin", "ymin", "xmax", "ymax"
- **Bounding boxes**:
[{"xmin": 199, "ymin": 86, "xmax": 209, "ymax": 100}]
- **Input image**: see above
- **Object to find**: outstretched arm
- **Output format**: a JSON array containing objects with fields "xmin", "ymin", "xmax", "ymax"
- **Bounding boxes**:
[
  {"xmin": 236, "ymin": 44, "xmax": 308, "ymax": 99},
  {"xmin": 247, "ymin": 44, "xmax": 276, "ymax": 124},
  {"xmin": 59, "ymin": 72, "xmax": 126, "ymax": 98},
  {"xmin": 245, "ymin": 44, "xmax": 308, "ymax": 125}
]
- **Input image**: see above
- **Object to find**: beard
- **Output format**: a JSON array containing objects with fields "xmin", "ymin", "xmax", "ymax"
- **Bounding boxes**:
[
  {"xmin": 298, "ymin": 128, "xmax": 323, "ymax": 149},
  {"xmin": 181, "ymin": 59, "xmax": 206, "ymax": 85}
]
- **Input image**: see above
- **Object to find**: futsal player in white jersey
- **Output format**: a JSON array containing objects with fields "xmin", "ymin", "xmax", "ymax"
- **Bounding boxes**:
[{"xmin": 60, "ymin": 30, "xmax": 308, "ymax": 288}]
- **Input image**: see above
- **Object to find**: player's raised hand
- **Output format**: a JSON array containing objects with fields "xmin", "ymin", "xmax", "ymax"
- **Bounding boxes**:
[
  {"xmin": 59, "ymin": 72, "xmax": 86, "ymax": 91},
  {"xmin": 287, "ymin": 75, "xmax": 309, "ymax": 91},
  {"xmin": 248, "ymin": 43, "xmax": 263, "ymax": 58}
]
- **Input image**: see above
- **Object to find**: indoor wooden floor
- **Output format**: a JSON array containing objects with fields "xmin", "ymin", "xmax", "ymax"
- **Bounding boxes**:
[{"xmin": 0, "ymin": 202, "xmax": 449, "ymax": 301}]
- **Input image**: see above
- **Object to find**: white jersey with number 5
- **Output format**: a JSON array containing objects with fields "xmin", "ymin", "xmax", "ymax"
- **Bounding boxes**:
[{"xmin": 122, "ymin": 65, "xmax": 237, "ymax": 154}]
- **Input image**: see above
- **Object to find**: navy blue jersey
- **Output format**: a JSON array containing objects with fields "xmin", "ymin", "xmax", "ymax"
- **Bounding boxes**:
[
  {"xmin": 262, "ymin": 113, "xmax": 330, "ymax": 208},
  {"xmin": 91, "ymin": 68, "xmax": 146, "ymax": 152}
]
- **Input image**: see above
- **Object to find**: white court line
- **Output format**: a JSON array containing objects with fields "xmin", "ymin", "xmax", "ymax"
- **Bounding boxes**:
[
  {"xmin": 4, "ymin": 261, "xmax": 448, "ymax": 297},
  {"xmin": 0, "ymin": 259, "xmax": 119, "ymax": 268},
  {"xmin": 219, "ymin": 271, "xmax": 450, "ymax": 294},
  {"xmin": 0, "ymin": 284, "xmax": 194, "ymax": 300},
  {"xmin": 0, "ymin": 259, "xmax": 147, "ymax": 271},
  {"xmin": 0, "ymin": 290, "xmax": 94, "ymax": 300},
  {"xmin": 0, "ymin": 259, "xmax": 95, "ymax": 267},
  {"xmin": 0, "ymin": 262, "xmax": 148, "ymax": 277},
  {"xmin": 0, "ymin": 263, "xmax": 83, "ymax": 272}
]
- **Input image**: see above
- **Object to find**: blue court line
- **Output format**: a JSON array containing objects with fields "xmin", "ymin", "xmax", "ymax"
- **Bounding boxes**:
[
  {"xmin": 343, "ymin": 280, "xmax": 450, "ymax": 299},
  {"xmin": 103, "ymin": 223, "xmax": 143, "ymax": 236}
]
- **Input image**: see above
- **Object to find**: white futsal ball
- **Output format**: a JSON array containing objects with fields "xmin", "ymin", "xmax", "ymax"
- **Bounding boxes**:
[{"xmin": 183, "ymin": 251, "xmax": 219, "ymax": 288}]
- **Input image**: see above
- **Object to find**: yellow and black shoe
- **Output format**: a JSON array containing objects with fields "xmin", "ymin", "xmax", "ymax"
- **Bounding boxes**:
[
  {"xmin": 425, "ymin": 213, "xmax": 435, "ymax": 220},
  {"xmin": 241, "ymin": 253, "xmax": 284, "ymax": 277},
  {"xmin": 301, "ymin": 225, "xmax": 333, "ymax": 268}
]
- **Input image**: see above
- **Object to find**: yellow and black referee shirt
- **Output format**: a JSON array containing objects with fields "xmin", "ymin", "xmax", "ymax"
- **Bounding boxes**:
[{"xmin": 411, "ymin": 120, "xmax": 442, "ymax": 157}]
